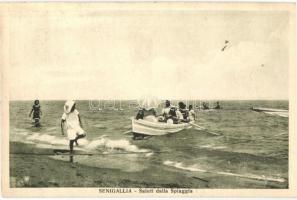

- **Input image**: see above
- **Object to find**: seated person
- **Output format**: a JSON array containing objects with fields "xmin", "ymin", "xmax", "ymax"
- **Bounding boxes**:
[
  {"xmin": 161, "ymin": 100, "xmax": 172, "ymax": 117},
  {"xmin": 158, "ymin": 100, "xmax": 172, "ymax": 123},
  {"xmin": 166, "ymin": 107, "xmax": 179, "ymax": 124},
  {"xmin": 202, "ymin": 102, "xmax": 209, "ymax": 110},
  {"xmin": 214, "ymin": 101, "xmax": 222, "ymax": 109},
  {"xmin": 136, "ymin": 108, "xmax": 144, "ymax": 120},
  {"xmin": 178, "ymin": 102, "xmax": 189, "ymax": 121},
  {"xmin": 176, "ymin": 109, "xmax": 184, "ymax": 123},
  {"xmin": 136, "ymin": 108, "xmax": 157, "ymax": 121},
  {"xmin": 188, "ymin": 105, "xmax": 196, "ymax": 122}
]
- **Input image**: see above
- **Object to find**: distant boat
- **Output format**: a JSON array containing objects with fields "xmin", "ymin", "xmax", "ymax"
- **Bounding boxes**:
[
  {"xmin": 131, "ymin": 117, "xmax": 191, "ymax": 136},
  {"xmin": 251, "ymin": 107, "xmax": 288, "ymax": 112},
  {"xmin": 251, "ymin": 107, "xmax": 288, "ymax": 118}
]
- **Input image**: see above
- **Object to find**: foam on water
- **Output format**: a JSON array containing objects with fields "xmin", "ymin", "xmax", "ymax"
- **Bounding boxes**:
[
  {"xmin": 264, "ymin": 111, "xmax": 288, "ymax": 118},
  {"xmin": 145, "ymin": 152, "xmax": 154, "ymax": 157},
  {"xmin": 46, "ymin": 127, "xmax": 57, "ymax": 131},
  {"xmin": 26, "ymin": 133, "xmax": 69, "ymax": 146},
  {"xmin": 86, "ymin": 137, "xmax": 149, "ymax": 153},
  {"xmin": 35, "ymin": 143, "xmax": 86, "ymax": 151},
  {"xmin": 164, "ymin": 160, "xmax": 286, "ymax": 183},
  {"xmin": 93, "ymin": 124, "xmax": 107, "ymax": 128},
  {"xmin": 164, "ymin": 160, "xmax": 206, "ymax": 172},
  {"xmin": 22, "ymin": 132, "xmax": 149, "ymax": 154},
  {"xmin": 13, "ymin": 128, "xmax": 29, "ymax": 133},
  {"xmin": 26, "ymin": 133, "xmax": 42, "ymax": 140},
  {"xmin": 15, "ymin": 131, "xmax": 29, "ymax": 136},
  {"xmin": 273, "ymin": 131, "xmax": 287, "ymax": 137},
  {"xmin": 200, "ymin": 144, "xmax": 227, "ymax": 150}
]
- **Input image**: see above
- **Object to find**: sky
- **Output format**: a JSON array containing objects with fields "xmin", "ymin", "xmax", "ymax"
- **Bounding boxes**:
[{"xmin": 6, "ymin": 5, "xmax": 292, "ymax": 100}]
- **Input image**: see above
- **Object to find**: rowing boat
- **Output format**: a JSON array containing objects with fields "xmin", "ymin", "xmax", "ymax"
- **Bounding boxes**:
[
  {"xmin": 131, "ymin": 117, "xmax": 192, "ymax": 136},
  {"xmin": 251, "ymin": 107, "xmax": 288, "ymax": 118},
  {"xmin": 251, "ymin": 107, "xmax": 288, "ymax": 112}
]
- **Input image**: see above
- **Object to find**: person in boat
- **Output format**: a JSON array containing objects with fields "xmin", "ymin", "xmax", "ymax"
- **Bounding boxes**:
[
  {"xmin": 214, "ymin": 101, "xmax": 222, "ymax": 109},
  {"xmin": 188, "ymin": 105, "xmax": 196, "ymax": 122},
  {"xmin": 29, "ymin": 100, "xmax": 42, "ymax": 127},
  {"xmin": 157, "ymin": 100, "xmax": 177, "ymax": 124},
  {"xmin": 161, "ymin": 100, "xmax": 172, "ymax": 117},
  {"xmin": 177, "ymin": 101, "xmax": 190, "ymax": 123},
  {"xmin": 158, "ymin": 100, "xmax": 171, "ymax": 122},
  {"xmin": 167, "ymin": 106, "xmax": 180, "ymax": 124},
  {"xmin": 202, "ymin": 102, "xmax": 209, "ymax": 110},
  {"xmin": 61, "ymin": 100, "xmax": 86, "ymax": 154},
  {"xmin": 136, "ymin": 107, "xmax": 157, "ymax": 121}
]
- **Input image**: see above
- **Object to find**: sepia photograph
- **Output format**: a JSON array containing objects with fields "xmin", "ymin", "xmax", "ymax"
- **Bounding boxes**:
[{"xmin": 1, "ymin": 2, "xmax": 296, "ymax": 197}]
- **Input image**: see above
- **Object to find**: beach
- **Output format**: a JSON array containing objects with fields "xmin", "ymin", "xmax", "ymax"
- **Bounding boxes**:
[
  {"xmin": 10, "ymin": 141, "xmax": 287, "ymax": 188},
  {"xmin": 9, "ymin": 100, "xmax": 288, "ymax": 188}
]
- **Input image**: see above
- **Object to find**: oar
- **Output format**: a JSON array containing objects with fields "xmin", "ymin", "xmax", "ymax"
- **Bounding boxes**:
[
  {"xmin": 189, "ymin": 122, "xmax": 221, "ymax": 136},
  {"xmin": 189, "ymin": 122, "xmax": 205, "ymax": 130},
  {"xmin": 123, "ymin": 130, "xmax": 132, "ymax": 135}
]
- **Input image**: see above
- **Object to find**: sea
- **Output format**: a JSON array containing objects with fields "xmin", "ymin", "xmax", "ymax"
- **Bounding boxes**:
[{"xmin": 9, "ymin": 100, "xmax": 289, "ymax": 188}]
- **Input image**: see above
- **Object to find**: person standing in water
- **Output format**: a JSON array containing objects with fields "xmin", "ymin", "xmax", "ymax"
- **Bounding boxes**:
[
  {"xmin": 29, "ymin": 100, "xmax": 42, "ymax": 127},
  {"xmin": 61, "ymin": 100, "xmax": 86, "ymax": 156}
]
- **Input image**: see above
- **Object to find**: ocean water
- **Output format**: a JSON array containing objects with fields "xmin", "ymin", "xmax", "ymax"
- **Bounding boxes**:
[{"xmin": 9, "ymin": 100, "xmax": 288, "ymax": 188}]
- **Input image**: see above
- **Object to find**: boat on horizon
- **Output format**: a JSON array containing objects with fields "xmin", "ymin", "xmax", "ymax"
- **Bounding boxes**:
[{"xmin": 251, "ymin": 107, "xmax": 288, "ymax": 118}]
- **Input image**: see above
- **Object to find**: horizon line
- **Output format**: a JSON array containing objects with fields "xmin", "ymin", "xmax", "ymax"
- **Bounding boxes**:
[{"xmin": 7, "ymin": 98, "xmax": 289, "ymax": 101}]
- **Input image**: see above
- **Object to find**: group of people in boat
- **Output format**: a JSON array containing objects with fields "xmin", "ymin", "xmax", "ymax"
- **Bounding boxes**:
[
  {"xmin": 201, "ymin": 101, "xmax": 222, "ymax": 110},
  {"xmin": 135, "ymin": 100, "xmax": 196, "ymax": 124}
]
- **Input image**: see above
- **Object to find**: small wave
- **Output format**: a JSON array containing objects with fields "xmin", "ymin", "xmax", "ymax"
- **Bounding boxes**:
[
  {"xmin": 22, "ymin": 140, "xmax": 35, "ymax": 144},
  {"xmin": 36, "ymin": 144, "xmax": 55, "ymax": 149},
  {"xmin": 13, "ymin": 128, "xmax": 28, "ymax": 133},
  {"xmin": 93, "ymin": 124, "xmax": 107, "ymax": 129},
  {"xmin": 164, "ymin": 160, "xmax": 286, "ymax": 183},
  {"xmin": 86, "ymin": 138, "xmax": 149, "ymax": 153},
  {"xmin": 145, "ymin": 152, "xmax": 154, "ymax": 157},
  {"xmin": 26, "ymin": 133, "xmax": 69, "ymax": 146},
  {"xmin": 26, "ymin": 133, "xmax": 41, "ymax": 140},
  {"xmin": 273, "ymin": 132, "xmax": 287, "ymax": 137},
  {"xmin": 164, "ymin": 160, "xmax": 206, "ymax": 172},
  {"xmin": 15, "ymin": 131, "xmax": 29, "ymax": 136},
  {"xmin": 35, "ymin": 143, "xmax": 86, "ymax": 151},
  {"xmin": 200, "ymin": 145, "xmax": 227, "ymax": 150},
  {"xmin": 21, "ymin": 132, "xmax": 150, "ymax": 155},
  {"xmin": 264, "ymin": 111, "xmax": 288, "ymax": 118},
  {"xmin": 46, "ymin": 127, "xmax": 57, "ymax": 131}
]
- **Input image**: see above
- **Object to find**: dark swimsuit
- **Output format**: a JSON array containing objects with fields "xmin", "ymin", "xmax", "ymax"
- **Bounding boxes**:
[{"xmin": 32, "ymin": 105, "xmax": 41, "ymax": 119}]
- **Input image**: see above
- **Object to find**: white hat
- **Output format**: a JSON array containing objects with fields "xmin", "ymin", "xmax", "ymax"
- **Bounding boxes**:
[{"xmin": 64, "ymin": 100, "xmax": 75, "ymax": 114}]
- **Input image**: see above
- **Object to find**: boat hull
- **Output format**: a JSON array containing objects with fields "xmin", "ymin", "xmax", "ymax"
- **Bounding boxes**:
[
  {"xmin": 131, "ymin": 118, "xmax": 191, "ymax": 136},
  {"xmin": 251, "ymin": 107, "xmax": 288, "ymax": 112},
  {"xmin": 251, "ymin": 107, "xmax": 288, "ymax": 118}
]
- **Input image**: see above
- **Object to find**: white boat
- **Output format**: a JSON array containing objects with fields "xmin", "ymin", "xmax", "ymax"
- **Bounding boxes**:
[
  {"xmin": 251, "ymin": 107, "xmax": 288, "ymax": 118},
  {"xmin": 264, "ymin": 111, "xmax": 288, "ymax": 118},
  {"xmin": 131, "ymin": 117, "xmax": 192, "ymax": 136},
  {"xmin": 251, "ymin": 107, "xmax": 288, "ymax": 112}
]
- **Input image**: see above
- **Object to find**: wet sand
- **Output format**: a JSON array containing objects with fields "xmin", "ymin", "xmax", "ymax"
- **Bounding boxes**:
[
  {"xmin": 10, "ymin": 142, "xmax": 287, "ymax": 188},
  {"xmin": 10, "ymin": 142, "xmax": 209, "ymax": 188}
]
